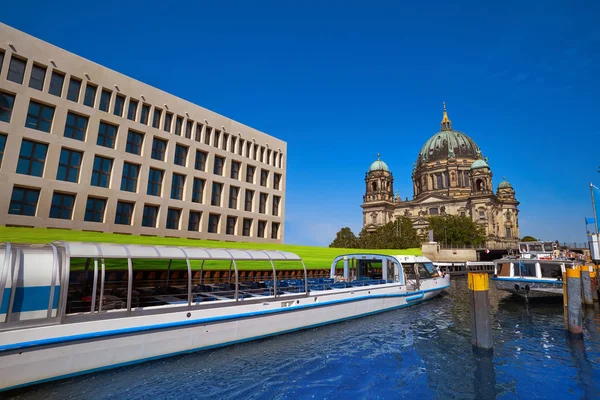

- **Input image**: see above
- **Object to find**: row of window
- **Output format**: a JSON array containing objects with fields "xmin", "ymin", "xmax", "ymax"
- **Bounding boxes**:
[
  {"xmin": 7, "ymin": 186, "xmax": 280, "ymax": 238},
  {"xmin": 0, "ymin": 92, "xmax": 283, "ymax": 189},
  {"xmin": 0, "ymin": 49, "xmax": 284, "ymax": 168}
]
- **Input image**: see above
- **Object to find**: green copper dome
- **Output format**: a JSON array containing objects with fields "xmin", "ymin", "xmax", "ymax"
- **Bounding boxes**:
[
  {"xmin": 498, "ymin": 177, "xmax": 512, "ymax": 189},
  {"xmin": 470, "ymin": 159, "xmax": 489, "ymax": 170},
  {"xmin": 369, "ymin": 154, "xmax": 390, "ymax": 173}
]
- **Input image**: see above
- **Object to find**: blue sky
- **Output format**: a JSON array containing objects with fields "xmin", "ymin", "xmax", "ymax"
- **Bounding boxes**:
[{"xmin": 3, "ymin": 1, "xmax": 599, "ymax": 246}]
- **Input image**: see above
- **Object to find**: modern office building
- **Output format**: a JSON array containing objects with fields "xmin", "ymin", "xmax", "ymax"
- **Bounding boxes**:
[{"xmin": 0, "ymin": 23, "xmax": 286, "ymax": 242}]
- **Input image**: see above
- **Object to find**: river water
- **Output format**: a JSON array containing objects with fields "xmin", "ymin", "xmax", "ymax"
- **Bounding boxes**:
[{"xmin": 6, "ymin": 278, "xmax": 600, "ymax": 399}]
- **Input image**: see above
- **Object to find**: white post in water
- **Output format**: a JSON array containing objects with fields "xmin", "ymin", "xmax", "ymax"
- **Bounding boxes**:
[{"xmin": 566, "ymin": 267, "xmax": 583, "ymax": 339}]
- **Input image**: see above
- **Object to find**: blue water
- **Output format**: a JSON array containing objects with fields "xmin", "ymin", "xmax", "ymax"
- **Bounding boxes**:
[{"xmin": 6, "ymin": 278, "xmax": 600, "ymax": 399}]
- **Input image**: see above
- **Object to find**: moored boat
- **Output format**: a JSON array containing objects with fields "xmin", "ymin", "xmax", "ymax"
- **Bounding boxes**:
[{"xmin": 0, "ymin": 242, "xmax": 449, "ymax": 391}]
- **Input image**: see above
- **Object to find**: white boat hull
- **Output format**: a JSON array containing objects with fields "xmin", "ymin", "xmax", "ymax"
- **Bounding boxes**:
[{"xmin": 491, "ymin": 277, "xmax": 563, "ymax": 298}]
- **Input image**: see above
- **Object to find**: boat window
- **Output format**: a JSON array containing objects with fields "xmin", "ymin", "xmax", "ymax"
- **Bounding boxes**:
[
  {"xmin": 543, "ymin": 243, "xmax": 555, "ymax": 252},
  {"xmin": 519, "ymin": 244, "xmax": 528, "ymax": 253},
  {"xmin": 513, "ymin": 261, "xmax": 536, "ymax": 277},
  {"xmin": 497, "ymin": 263, "xmax": 511, "ymax": 276},
  {"xmin": 415, "ymin": 263, "xmax": 432, "ymax": 279},
  {"xmin": 540, "ymin": 263, "xmax": 562, "ymax": 279},
  {"xmin": 528, "ymin": 244, "xmax": 543, "ymax": 252},
  {"xmin": 402, "ymin": 263, "xmax": 416, "ymax": 280},
  {"xmin": 422, "ymin": 262, "xmax": 439, "ymax": 278},
  {"xmin": 133, "ymin": 258, "xmax": 189, "ymax": 308}
]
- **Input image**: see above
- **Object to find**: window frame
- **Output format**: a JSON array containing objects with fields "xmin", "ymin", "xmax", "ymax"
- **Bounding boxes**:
[
  {"xmin": 90, "ymin": 155, "xmax": 113, "ymax": 188},
  {"xmin": 28, "ymin": 64, "xmax": 47, "ymax": 91}
]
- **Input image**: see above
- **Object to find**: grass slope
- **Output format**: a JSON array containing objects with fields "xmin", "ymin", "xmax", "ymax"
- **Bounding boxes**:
[{"xmin": 0, "ymin": 227, "xmax": 421, "ymax": 270}]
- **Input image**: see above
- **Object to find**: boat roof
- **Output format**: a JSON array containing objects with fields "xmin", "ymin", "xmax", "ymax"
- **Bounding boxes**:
[{"xmin": 330, "ymin": 253, "xmax": 431, "ymax": 264}]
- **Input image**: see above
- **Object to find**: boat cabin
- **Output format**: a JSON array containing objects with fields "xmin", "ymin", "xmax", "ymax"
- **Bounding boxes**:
[{"xmin": 494, "ymin": 259, "xmax": 568, "ymax": 280}]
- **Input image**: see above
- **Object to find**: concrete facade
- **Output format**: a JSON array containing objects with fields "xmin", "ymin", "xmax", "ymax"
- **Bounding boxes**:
[{"xmin": 0, "ymin": 23, "xmax": 286, "ymax": 243}]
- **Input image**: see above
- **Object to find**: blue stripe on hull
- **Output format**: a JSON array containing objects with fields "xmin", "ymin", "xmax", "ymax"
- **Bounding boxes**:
[
  {"xmin": 491, "ymin": 277, "xmax": 563, "ymax": 285},
  {"xmin": 1, "ymin": 289, "xmax": 445, "ymax": 393}
]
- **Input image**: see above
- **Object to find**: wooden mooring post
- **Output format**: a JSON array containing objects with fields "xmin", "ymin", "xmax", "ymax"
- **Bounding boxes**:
[
  {"xmin": 591, "ymin": 266, "xmax": 599, "ymax": 303},
  {"xmin": 581, "ymin": 266, "xmax": 594, "ymax": 307},
  {"xmin": 468, "ymin": 272, "xmax": 493, "ymax": 352},
  {"xmin": 565, "ymin": 267, "xmax": 583, "ymax": 339}
]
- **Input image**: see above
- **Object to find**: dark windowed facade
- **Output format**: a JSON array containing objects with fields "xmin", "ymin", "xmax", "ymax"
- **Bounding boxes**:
[
  {"xmin": 49, "ymin": 192, "xmax": 75, "ymax": 220},
  {"xmin": 99, "ymin": 89, "xmax": 111, "ymax": 112},
  {"xmin": 142, "ymin": 205, "xmax": 159, "ymax": 227},
  {"xmin": 229, "ymin": 186, "xmax": 239, "ymax": 209},
  {"xmin": 140, "ymin": 104, "xmax": 150, "ymax": 125},
  {"xmin": 238, "ymin": 139, "xmax": 245, "ymax": 156},
  {"xmin": 175, "ymin": 116, "xmax": 183, "ymax": 136},
  {"xmin": 272, "ymin": 196, "xmax": 280, "ymax": 216},
  {"xmin": 231, "ymin": 161, "xmax": 241, "ymax": 180},
  {"xmin": 67, "ymin": 78, "xmax": 81, "ymax": 102},
  {"xmin": 195, "ymin": 150, "xmax": 207, "ymax": 171},
  {"xmin": 120, "ymin": 162, "xmax": 140, "ymax": 192},
  {"xmin": 56, "ymin": 148, "xmax": 82, "ymax": 183},
  {"xmin": 151, "ymin": 138, "xmax": 167, "ymax": 161},
  {"xmin": 259, "ymin": 193, "xmax": 267, "ymax": 214},
  {"xmin": 152, "ymin": 108, "xmax": 162, "ymax": 128},
  {"xmin": 208, "ymin": 214, "xmax": 220, "ymax": 233},
  {"xmin": 185, "ymin": 120, "xmax": 193, "ymax": 139},
  {"xmin": 125, "ymin": 130, "xmax": 144, "ymax": 155},
  {"xmin": 9, "ymin": 187, "xmax": 40, "ymax": 216},
  {"xmin": 188, "ymin": 211, "xmax": 201, "ymax": 231},
  {"xmin": 213, "ymin": 156, "xmax": 224, "ymax": 175},
  {"xmin": 147, "ymin": 168, "xmax": 164, "ymax": 196},
  {"xmin": 174, "ymin": 144, "xmax": 188, "ymax": 166},
  {"xmin": 274, "ymin": 173, "xmax": 281, "ymax": 190},
  {"xmin": 204, "ymin": 127, "xmax": 211, "ymax": 145},
  {"xmin": 29, "ymin": 64, "xmax": 46, "ymax": 91},
  {"xmin": 242, "ymin": 218, "xmax": 252, "ymax": 237},
  {"xmin": 84, "ymin": 197, "xmax": 106, "ymax": 223},
  {"xmin": 91, "ymin": 156, "xmax": 113, "ymax": 188},
  {"xmin": 244, "ymin": 189, "xmax": 254, "ymax": 212},
  {"xmin": 7, "ymin": 56, "xmax": 26, "ymax": 84},
  {"xmin": 246, "ymin": 166, "xmax": 255, "ymax": 183},
  {"xmin": 114, "ymin": 94, "xmax": 125, "ymax": 117},
  {"xmin": 0, "ymin": 134, "xmax": 6, "ymax": 167},
  {"xmin": 211, "ymin": 182, "xmax": 222, "ymax": 206},
  {"xmin": 64, "ymin": 112, "xmax": 88, "ymax": 141},
  {"xmin": 163, "ymin": 112, "xmax": 172, "ymax": 132},
  {"xmin": 97, "ymin": 121, "xmax": 117, "ymax": 148},
  {"xmin": 260, "ymin": 169, "xmax": 269, "ymax": 187},
  {"xmin": 115, "ymin": 201, "xmax": 134, "ymax": 225},
  {"xmin": 226, "ymin": 216, "xmax": 237, "ymax": 235},
  {"xmin": 26, "ymin": 100, "xmax": 55, "ymax": 132},
  {"xmin": 257, "ymin": 221, "xmax": 266, "ymax": 238},
  {"xmin": 17, "ymin": 139, "xmax": 47, "ymax": 177},
  {"xmin": 192, "ymin": 178, "xmax": 204, "ymax": 203},
  {"xmin": 195, "ymin": 123, "xmax": 203, "ymax": 141},
  {"xmin": 221, "ymin": 133, "xmax": 228, "ymax": 150},
  {"xmin": 166, "ymin": 208, "xmax": 181, "ymax": 229},
  {"xmin": 213, "ymin": 130, "xmax": 220, "ymax": 147},
  {"xmin": 171, "ymin": 173, "xmax": 185, "ymax": 200},
  {"xmin": 271, "ymin": 222, "xmax": 280, "ymax": 239},
  {"xmin": 0, "ymin": 91, "xmax": 15, "ymax": 123},
  {"xmin": 49, "ymin": 71, "xmax": 65, "ymax": 97},
  {"xmin": 83, "ymin": 84, "xmax": 97, "ymax": 107},
  {"xmin": 127, "ymin": 99, "xmax": 138, "ymax": 120}
]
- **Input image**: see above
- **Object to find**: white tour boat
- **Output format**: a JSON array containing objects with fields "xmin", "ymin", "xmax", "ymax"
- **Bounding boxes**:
[{"xmin": 0, "ymin": 242, "xmax": 449, "ymax": 391}]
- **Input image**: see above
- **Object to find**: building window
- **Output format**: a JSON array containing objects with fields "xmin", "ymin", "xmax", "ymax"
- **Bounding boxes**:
[
  {"xmin": 7, "ymin": 56, "xmax": 26, "ymax": 84},
  {"xmin": 226, "ymin": 216, "xmax": 237, "ymax": 235},
  {"xmin": 0, "ymin": 134, "xmax": 6, "ymax": 167},
  {"xmin": 204, "ymin": 127, "xmax": 212, "ymax": 145},
  {"xmin": 17, "ymin": 139, "xmax": 47, "ymax": 177},
  {"xmin": 152, "ymin": 108, "xmax": 162, "ymax": 128},
  {"xmin": 188, "ymin": 211, "xmax": 201, "ymax": 231},
  {"xmin": 192, "ymin": 178, "xmax": 204, "ymax": 203},
  {"xmin": 99, "ymin": 89, "xmax": 111, "ymax": 112},
  {"xmin": 246, "ymin": 142, "xmax": 253, "ymax": 158},
  {"xmin": 246, "ymin": 165, "xmax": 255, "ymax": 183},
  {"xmin": 115, "ymin": 201, "xmax": 134, "ymax": 225},
  {"xmin": 253, "ymin": 144, "xmax": 258, "ymax": 160},
  {"xmin": 231, "ymin": 136, "xmax": 237, "ymax": 153},
  {"xmin": 126, "ymin": 130, "xmax": 144, "ymax": 155},
  {"xmin": 8, "ymin": 187, "xmax": 40, "ymax": 216},
  {"xmin": 266, "ymin": 149, "xmax": 272, "ymax": 165},
  {"xmin": 140, "ymin": 104, "xmax": 150, "ymax": 125},
  {"xmin": 113, "ymin": 94, "xmax": 125, "ymax": 117},
  {"xmin": 83, "ymin": 84, "xmax": 97, "ymax": 107},
  {"xmin": 127, "ymin": 99, "xmax": 138, "ymax": 120},
  {"xmin": 185, "ymin": 120, "xmax": 193, "ymax": 139},
  {"xmin": 429, "ymin": 207, "xmax": 439, "ymax": 215},
  {"xmin": 242, "ymin": 218, "xmax": 252, "ymax": 237},
  {"xmin": 195, "ymin": 150, "xmax": 207, "ymax": 171},
  {"xmin": 166, "ymin": 208, "xmax": 181, "ymax": 229},
  {"xmin": 460, "ymin": 211, "xmax": 466, "ymax": 217},
  {"xmin": 506, "ymin": 227, "xmax": 512, "ymax": 238},
  {"xmin": 211, "ymin": 182, "xmax": 223, "ymax": 206},
  {"xmin": 67, "ymin": 77, "xmax": 81, "ymax": 102},
  {"xmin": 120, "ymin": 162, "xmax": 140, "ymax": 192},
  {"xmin": 222, "ymin": 133, "xmax": 228, "ymax": 150},
  {"xmin": 257, "ymin": 221, "xmax": 266, "ymax": 238},
  {"xmin": 213, "ymin": 130, "xmax": 220, "ymax": 147},
  {"xmin": 175, "ymin": 116, "xmax": 183, "ymax": 136},
  {"xmin": 171, "ymin": 173, "xmax": 185, "ymax": 200},
  {"xmin": 163, "ymin": 112, "xmax": 172, "ymax": 132},
  {"xmin": 174, "ymin": 144, "xmax": 188, "ymax": 166},
  {"xmin": 147, "ymin": 168, "xmax": 164, "ymax": 196},
  {"xmin": 436, "ymin": 174, "xmax": 443, "ymax": 189},
  {"xmin": 464, "ymin": 171, "xmax": 470, "ymax": 188},
  {"xmin": 479, "ymin": 210, "xmax": 485, "ymax": 220},
  {"xmin": 49, "ymin": 71, "xmax": 65, "ymax": 97},
  {"xmin": 238, "ymin": 139, "xmax": 244, "ymax": 156},
  {"xmin": 213, "ymin": 156, "xmax": 225, "ymax": 176},
  {"xmin": 231, "ymin": 161, "xmax": 241, "ymax": 180},
  {"xmin": 271, "ymin": 222, "xmax": 280, "ymax": 239},
  {"xmin": 0, "ymin": 50, "xmax": 3, "ymax": 74},
  {"xmin": 274, "ymin": 173, "xmax": 281, "ymax": 190},
  {"xmin": 29, "ymin": 64, "xmax": 46, "ymax": 91},
  {"xmin": 195, "ymin": 123, "xmax": 203, "ymax": 142},
  {"xmin": 259, "ymin": 193, "xmax": 267, "ymax": 214},
  {"xmin": 272, "ymin": 196, "xmax": 280, "ymax": 216},
  {"xmin": 244, "ymin": 189, "xmax": 254, "ymax": 212},
  {"xmin": 64, "ymin": 112, "xmax": 88, "ymax": 141},
  {"xmin": 260, "ymin": 169, "xmax": 269, "ymax": 187},
  {"xmin": 151, "ymin": 137, "xmax": 167, "ymax": 161},
  {"xmin": 84, "ymin": 197, "xmax": 106, "ymax": 223},
  {"xmin": 0, "ymin": 91, "xmax": 16, "ymax": 123},
  {"xmin": 26, "ymin": 100, "xmax": 55, "ymax": 132},
  {"xmin": 49, "ymin": 192, "xmax": 75, "ymax": 220},
  {"xmin": 91, "ymin": 156, "xmax": 113, "ymax": 188},
  {"xmin": 97, "ymin": 121, "xmax": 118, "ymax": 148},
  {"xmin": 142, "ymin": 205, "xmax": 159, "ymax": 228},
  {"xmin": 229, "ymin": 186, "xmax": 239, "ymax": 209},
  {"xmin": 56, "ymin": 148, "xmax": 82, "ymax": 183},
  {"xmin": 208, "ymin": 214, "xmax": 220, "ymax": 233}
]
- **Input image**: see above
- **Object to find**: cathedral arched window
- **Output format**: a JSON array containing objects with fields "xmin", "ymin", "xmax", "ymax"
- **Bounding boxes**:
[
  {"xmin": 372, "ymin": 181, "xmax": 377, "ymax": 192},
  {"xmin": 476, "ymin": 179, "xmax": 485, "ymax": 191},
  {"xmin": 464, "ymin": 171, "xmax": 470, "ymax": 187}
]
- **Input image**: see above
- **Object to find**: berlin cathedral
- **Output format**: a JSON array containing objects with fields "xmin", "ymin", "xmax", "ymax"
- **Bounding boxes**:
[{"xmin": 361, "ymin": 105, "xmax": 520, "ymax": 247}]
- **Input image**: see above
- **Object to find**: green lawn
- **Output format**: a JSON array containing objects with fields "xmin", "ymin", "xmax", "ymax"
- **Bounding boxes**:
[{"xmin": 0, "ymin": 227, "xmax": 421, "ymax": 270}]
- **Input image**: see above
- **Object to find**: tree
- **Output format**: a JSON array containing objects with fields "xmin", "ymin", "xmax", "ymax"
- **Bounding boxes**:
[
  {"xmin": 329, "ymin": 227, "xmax": 358, "ymax": 248},
  {"xmin": 427, "ymin": 215, "xmax": 486, "ymax": 247},
  {"xmin": 354, "ymin": 218, "xmax": 421, "ymax": 249},
  {"xmin": 521, "ymin": 235, "xmax": 538, "ymax": 242}
]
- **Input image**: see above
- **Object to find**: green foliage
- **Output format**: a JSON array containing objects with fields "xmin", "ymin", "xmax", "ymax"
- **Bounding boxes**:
[
  {"xmin": 332, "ymin": 218, "xmax": 420, "ymax": 250},
  {"xmin": 521, "ymin": 235, "xmax": 538, "ymax": 242},
  {"xmin": 427, "ymin": 215, "xmax": 486, "ymax": 247},
  {"xmin": 329, "ymin": 227, "xmax": 358, "ymax": 248}
]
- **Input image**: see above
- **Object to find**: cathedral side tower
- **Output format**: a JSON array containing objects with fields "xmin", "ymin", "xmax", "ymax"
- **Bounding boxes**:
[{"xmin": 361, "ymin": 154, "xmax": 397, "ymax": 232}]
